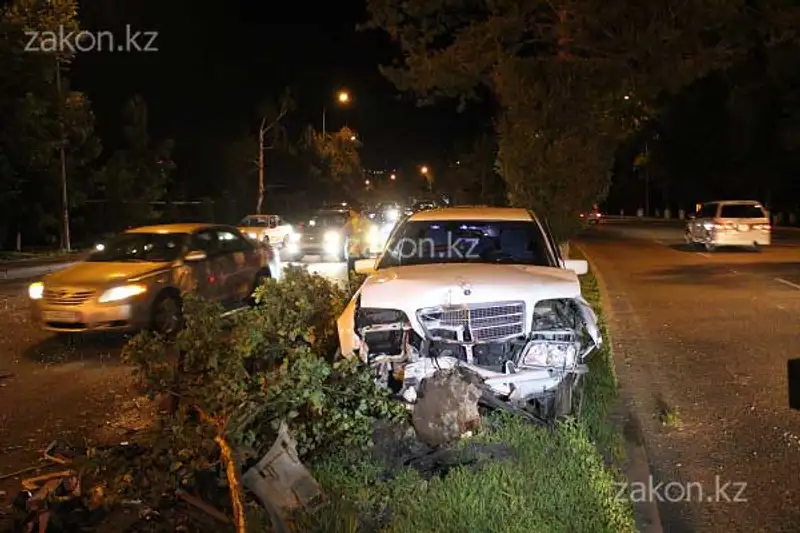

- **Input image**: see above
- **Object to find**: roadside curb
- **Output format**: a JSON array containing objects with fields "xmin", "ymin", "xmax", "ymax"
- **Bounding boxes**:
[{"xmin": 575, "ymin": 243, "xmax": 664, "ymax": 533}]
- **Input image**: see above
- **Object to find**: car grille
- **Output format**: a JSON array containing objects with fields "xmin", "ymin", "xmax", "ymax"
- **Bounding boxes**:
[
  {"xmin": 417, "ymin": 301, "xmax": 526, "ymax": 342},
  {"xmin": 44, "ymin": 288, "xmax": 95, "ymax": 306}
]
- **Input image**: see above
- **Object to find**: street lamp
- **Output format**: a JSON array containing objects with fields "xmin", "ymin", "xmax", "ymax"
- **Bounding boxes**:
[
  {"xmin": 322, "ymin": 90, "xmax": 351, "ymax": 134},
  {"xmin": 350, "ymin": 135, "xmax": 356, "ymax": 141},
  {"xmin": 420, "ymin": 165, "xmax": 429, "ymax": 174},
  {"xmin": 365, "ymin": 179, "xmax": 370, "ymax": 186},
  {"xmin": 390, "ymin": 173, "xmax": 396, "ymax": 180}
]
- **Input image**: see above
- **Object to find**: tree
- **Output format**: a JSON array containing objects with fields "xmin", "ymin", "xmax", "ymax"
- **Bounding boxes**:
[
  {"xmin": 303, "ymin": 126, "xmax": 365, "ymax": 202},
  {"xmin": 364, "ymin": 0, "xmax": 796, "ymax": 239},
  {"xmin": 440, "ymin": 135, "xmax": 505, "ymax": 205},
  {"xmin": 95, "ymin": 95, "xmax": 175, "ymax": 230},
  {"xmin": 255, "ymin": 89, "xmax": 293, "ymax": 214},
  {"xmin": 0, "ymin": 0, "xmax": 100, "ymax": 248}
]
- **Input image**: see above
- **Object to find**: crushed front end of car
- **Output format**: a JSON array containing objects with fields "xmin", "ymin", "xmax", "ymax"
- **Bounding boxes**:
[{"xmin": 342, "ymin": 295, "xmax": 602, "ymax": 421}]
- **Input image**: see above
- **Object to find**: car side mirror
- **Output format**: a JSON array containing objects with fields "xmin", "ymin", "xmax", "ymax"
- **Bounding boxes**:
[
  {"xmin": 563, "ymin": 259, "xmax": 588, "ymax": 276},
  {"xmin": 184, "ymin": 250, "xmax": 207, "ymax": 262},
  {"xmin": 354, "ymin": 258, "xmax": 377, "ymax": 275}
]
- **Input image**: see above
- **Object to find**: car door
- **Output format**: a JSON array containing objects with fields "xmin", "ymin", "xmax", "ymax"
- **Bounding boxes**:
[
  {"xmin": 185, "ymin": 229, "xmax": 224, "ymax": 300},
  {"xmin": 215, "ymin": 228, "xmax": 260, "ymax": 302}
]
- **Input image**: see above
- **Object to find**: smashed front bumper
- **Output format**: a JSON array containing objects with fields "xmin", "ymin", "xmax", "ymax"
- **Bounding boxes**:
[{"xmin": 348, "ymin": 298, "xmax": 601, "ymax": 414}]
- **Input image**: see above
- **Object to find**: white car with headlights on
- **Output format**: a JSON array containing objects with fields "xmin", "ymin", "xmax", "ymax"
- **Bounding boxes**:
[
  {"xmin": 28, "ymin": 223, "xmax": 279, "ymax": 335},
  {"xmin": 337, "ymin": 206, "xmax": 602, "ymax": 420},
  {"xmin": 685, "ymin": 200, "xmax": 770, "ymax": 251}
]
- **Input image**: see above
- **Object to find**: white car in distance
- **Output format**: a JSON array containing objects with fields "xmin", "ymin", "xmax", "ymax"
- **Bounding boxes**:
[
  {"xmin": 685, "ymin": 200, "xmax": 770, "ymax": 252},
  {"xmin": 337, "ymin": 206, "xmax": 602, "ymax": 420}
]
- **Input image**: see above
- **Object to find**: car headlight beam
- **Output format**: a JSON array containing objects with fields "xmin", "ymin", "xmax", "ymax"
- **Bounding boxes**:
[
  {"xmin": 98, "ymin": 284, "xmax": 147, "ymax": 303},
  {"xmin": 324, "ymin": 230, "xmax": 340, "ymax": 243},
  {"xmin": 28, "ymin": 281, "xmax": 44, "ymax": 300}
]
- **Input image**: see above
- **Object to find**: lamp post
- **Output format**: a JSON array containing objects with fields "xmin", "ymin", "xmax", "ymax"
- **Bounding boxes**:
[
  {"xmin": 420, "ymin": 165, "xmax": 432, "ymax": 192},
  {"xmin": 322, "ymin": 90, "xmax": 350, "ymax": 135},
  {"xmin": 55, "ymin": 56, "xmax": 70, "ymax": 251}
]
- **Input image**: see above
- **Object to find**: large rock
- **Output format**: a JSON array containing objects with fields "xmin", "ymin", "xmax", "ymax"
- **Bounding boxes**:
[{"xmin": 411, "ymin": 369, "xmax": 483, "ymax": 448}]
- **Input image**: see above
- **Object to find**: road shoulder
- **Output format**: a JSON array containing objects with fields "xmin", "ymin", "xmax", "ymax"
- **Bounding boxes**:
[{"xmin": 576, "ymin": 243, "xmax": 664, "ymax": 533}]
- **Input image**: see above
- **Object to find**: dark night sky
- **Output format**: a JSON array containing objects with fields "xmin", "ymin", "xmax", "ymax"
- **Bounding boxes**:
[{"xmin": 69, "ymin": 0, "xmax": 489, "ymax": 197}]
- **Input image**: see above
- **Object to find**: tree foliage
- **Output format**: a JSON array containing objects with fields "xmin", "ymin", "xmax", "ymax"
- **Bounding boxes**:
[
  {"xmin": 104, "ymin": 266, "xmax": 406, "ymax": 507},
  {"xmin": 95, "ymin": 95, "xmax": 175, "ymax": 229},
  {"xmin": 304, "ymin": 126, "xmax": 365, "ymax": 201},
  {"xmin": 439, "ymin": 134, "xmax": 505, "ymax": 205},
  {"xmin": 364, "ymin": 0, "xmax": 799, "ymax": 239},
  {"xmin": 0, "ymin": 0, "xmax": 100, "ymax": 245}
]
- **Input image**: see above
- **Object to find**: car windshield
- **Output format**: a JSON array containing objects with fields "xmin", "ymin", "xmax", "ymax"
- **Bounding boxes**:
[
  {"xmin": 720, "ymin": 204, "xmax": 765, "ymax": 218},
  {"xmin": 378, "ymin": 220, "xmax": 554, "ymax": 268},
  {"xmin": 89, "ymin": 233, "xmax": 187, "ymax": 262},
  {"xmin": 310, "ymin": 213, "xmax": 348, "ymax": 228}
]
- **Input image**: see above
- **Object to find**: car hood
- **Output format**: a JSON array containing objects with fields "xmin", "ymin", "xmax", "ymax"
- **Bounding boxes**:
[
  {"xmin": 43, "ymin": 260, "xmax": 170, "ymax": 287},
  {"xmin": 358, "ymin": 262, "xmax": 582, "ymax": 330}
]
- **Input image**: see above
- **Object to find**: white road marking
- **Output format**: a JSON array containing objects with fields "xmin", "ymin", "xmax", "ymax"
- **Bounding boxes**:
[
  {"xmin": 698, "ymin": 252, "xmax": 711, "ymax": 258},
  {"xmin": 654, "ymin": 239, "xmax": 665, "ymax": 245},
  {"xmin": 775, "ymin": 277, "xmax": 800, "ymax": 290}
]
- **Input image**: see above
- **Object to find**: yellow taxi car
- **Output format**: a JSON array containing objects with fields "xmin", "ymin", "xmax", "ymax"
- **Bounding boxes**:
[{"xmin": 28, "ymin": 223, "xmax": 279, "ymax": 335}]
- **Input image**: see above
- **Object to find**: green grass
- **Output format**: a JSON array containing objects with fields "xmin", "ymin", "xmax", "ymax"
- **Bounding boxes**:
[{"xmin": 291, "ymin": 251, "xmax": 633, "ymax": 533}]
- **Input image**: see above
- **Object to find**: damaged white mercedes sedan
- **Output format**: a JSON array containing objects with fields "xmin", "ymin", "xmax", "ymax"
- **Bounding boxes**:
[{"xmin": 336, "ymin": 206, "xmax": 602, "ymax": 420}]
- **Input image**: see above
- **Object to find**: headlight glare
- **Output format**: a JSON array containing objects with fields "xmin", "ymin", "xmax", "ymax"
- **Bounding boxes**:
[
  {"xmin": 29, "ymin": 282, "xmax": 44, "ymax": 300},
  {"xmin": 324, "ymin": 230, "xmax": 340, "ymax": 242},
  {"xmin": 98, "ymin": 284, "xmax": 147, "ymax": 303},
  {"xmin": 289, "ymin": 232, "xmax": 301, "ymax": 242}
]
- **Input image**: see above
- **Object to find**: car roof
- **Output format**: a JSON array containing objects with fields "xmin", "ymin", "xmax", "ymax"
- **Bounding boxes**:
[
  {"xmin": 126, "ymin": 223, "xmax": 220, "ymax": 234},
  {"xmin": 705, "ymin": 200, "xmax": 763, "ymax": 206},
  {"xmin": 408, "ymin": 206, "xmax": 534, "ymax": 222}
]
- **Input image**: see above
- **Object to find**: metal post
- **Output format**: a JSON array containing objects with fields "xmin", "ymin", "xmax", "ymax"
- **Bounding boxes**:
[
  {"xmin": 55, "ymin": 57, "xmax": 70, "ymax": 251},
  {"xmin": 322, "ymin": 107, "xmax": 326, "ymax": 135}
]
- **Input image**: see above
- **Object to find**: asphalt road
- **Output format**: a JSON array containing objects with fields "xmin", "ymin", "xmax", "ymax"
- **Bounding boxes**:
[
  {"xmin": 577, "ymin": 220, "xmax": 800, "ymax": 532},
  {"xmin": 0, "ymin": 258, "xmax": 347, "ymax": 496}
]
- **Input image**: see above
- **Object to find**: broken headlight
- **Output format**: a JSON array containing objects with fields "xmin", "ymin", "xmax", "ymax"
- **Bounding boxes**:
[{"xmin": 520, "ymin": 298, "xmax": 582, "ymax": 368}]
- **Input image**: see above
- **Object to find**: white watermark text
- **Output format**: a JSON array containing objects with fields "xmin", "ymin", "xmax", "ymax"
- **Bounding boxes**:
[{"xmin": 25, "ymin": 25, "xmax": 158, "ymax": 53}]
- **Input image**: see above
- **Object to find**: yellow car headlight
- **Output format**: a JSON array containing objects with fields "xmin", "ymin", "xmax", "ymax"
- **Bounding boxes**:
[
  {"xmin": 28, "ymin": 281, "xmax": 44, "ymax": 300},
  {"xmin": 98, "ymin": 284, "xmax": 147, "ymax": 303}
]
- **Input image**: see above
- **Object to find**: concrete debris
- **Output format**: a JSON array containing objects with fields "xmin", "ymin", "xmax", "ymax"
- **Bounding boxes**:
[
  {"xmin": 411, "ymin": 368, "xmax": 483, "ymax": 448},
  {"xmin": 242, "ymin": 422, "xmax": 325, "ymax": 532}
]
